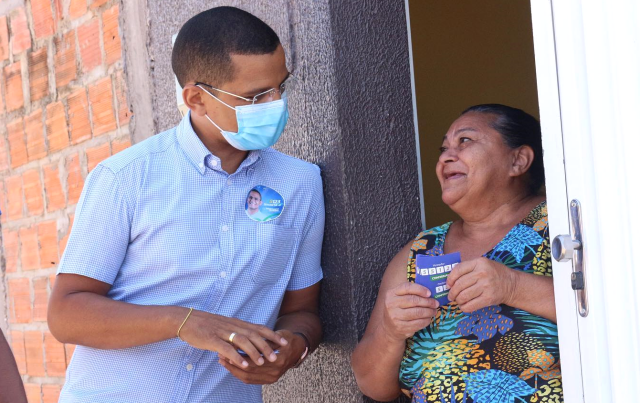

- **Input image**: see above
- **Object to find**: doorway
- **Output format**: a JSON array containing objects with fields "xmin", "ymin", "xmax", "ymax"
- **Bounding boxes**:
[{"xmin": 407, "ymin": 0, "xmax": 539, "ymax": 228}]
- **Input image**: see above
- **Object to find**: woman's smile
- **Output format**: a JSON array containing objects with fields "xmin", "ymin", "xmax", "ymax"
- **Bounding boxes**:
[{"xmin": 443, "ymin": 171, "xmax": 466, "ymax": 181}]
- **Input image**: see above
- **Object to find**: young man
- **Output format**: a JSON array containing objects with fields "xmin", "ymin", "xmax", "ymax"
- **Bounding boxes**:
[{"xmin": 48, "ymin": 7, "xmax": 324, "ymax": 403}]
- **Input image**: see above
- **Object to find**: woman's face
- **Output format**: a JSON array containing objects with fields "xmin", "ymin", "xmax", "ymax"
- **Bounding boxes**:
[{"xmin": 436, "ymin": 112, "xmax": 517, "ymax": 209}]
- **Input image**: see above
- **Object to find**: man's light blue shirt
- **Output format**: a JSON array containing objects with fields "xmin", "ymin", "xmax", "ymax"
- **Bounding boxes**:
[{"xmin": 57, "ymin": 114, "xmax": 324, "ymax": 403}]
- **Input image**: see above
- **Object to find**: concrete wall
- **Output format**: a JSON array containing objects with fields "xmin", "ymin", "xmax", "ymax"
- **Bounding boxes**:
[{"xmin": 133, "ymin": 1, "xmax": 421, "ymax": 401}]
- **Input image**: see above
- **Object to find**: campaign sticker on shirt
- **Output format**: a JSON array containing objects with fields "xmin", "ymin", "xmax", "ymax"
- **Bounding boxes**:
[{"xmin": 245, "ymin": 185, "xmax": 285, "ymax": 222}]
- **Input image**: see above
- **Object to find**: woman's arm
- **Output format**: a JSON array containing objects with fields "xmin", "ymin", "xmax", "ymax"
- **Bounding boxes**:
[
  {"xmin": 351, "ymin": 241, "xmax": 438, "ymax": 401},
  {"xmin": 0, "ymin": 331, "xmax": 28, "ymax": 403},
  {"xmin": 507, "ymin": 270, "xmax": 556, "ymax": 322}
]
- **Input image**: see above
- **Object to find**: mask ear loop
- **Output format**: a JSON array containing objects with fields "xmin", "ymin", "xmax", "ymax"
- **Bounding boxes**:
[
  {"xmin": 197, "ymin": 85, "xmax": 236, "ymax": 110},
  {"xmin": 204, "ymin": 114, "xmax": 224, "ymax": 133},
  {"xmin": 197, "ymin": 84, "xmax": 236, "ymax": 134}
]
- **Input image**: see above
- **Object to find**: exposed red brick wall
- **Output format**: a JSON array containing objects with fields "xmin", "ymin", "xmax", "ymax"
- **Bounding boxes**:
[{"xmin": 1, "ymin": 1, "xmax": 132, "ymax": 399}]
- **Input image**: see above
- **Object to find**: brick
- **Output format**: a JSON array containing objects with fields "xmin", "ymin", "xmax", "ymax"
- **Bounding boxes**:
[
  {"xmin": 0, "ymin": 135, "xmax": 10, "ymax": 171},
  {"xmin": 0, "ymin": 79, "xmax": 4, "ymax": 116},
  {"xmin": 10, "ymin": 8, "xmax": 31, "ymax": 54},
  {"xmin": 33, "ymin": 276, "xmax": 49, "ymax": 321},
  {"xmin": 20, "ymin": 226, "xmax": 40, "ymax": 271},
  {"xmin": 53, "ymin": 0, "xmax": 63, "ymax": 22},
  {"xmin": 112, "ymin": 138, "xmax": 130, "ymax": 155},
  {"xmin": 89, "ymin": 77, "xmax": 116, "ymax": 135},
  {"xmin": 5, "ymin": 175, "xmax": 24, "ymax": 220},
  {"xmin": 42, "ymin": 384, "xmax": 61, "ymax": 403},
  {"xmin": 54, "ymin": 31, "xmax": 76, "ymax": 88},
  {"xmin": 86, "ymin": 142, "xmax": 110, "ymax": 172},
  {"xmin": 38, "ymin": 220, "xmax": 59, "ymax": 268},
  {"xmin": 23, "ymin": 169, "xmax": 44, "ymax": 216},
  {"xmin": 24, "ymin": 383, "xmax": 41, "ymax": 403},
  {"xmin": 25, "ymin": 331, "xmax": 45, "ymax": 377},
  {"xmin": 68, "ymin": 88, "xmax": 91, "ymax": 143},
  {"xmin": 8, "ymin": 278, "xmax": 31, "ymax": 323},
  {"xmin": 4, "ymin": 62, "xmax": 24, "ymax": 112},
  {"xmin": 2, "ymin": 228, "xmax": 19, "ymax": 272},
  {"xmin": 0, "ymin": 75, "xmax": 4, "ymax": 115},
  {"xmin": 46, "ymin": 101, "xmax": 69, "ymax": 153},
  {"xmin": 115, "ymin": 70, "xmax": 130, "ymax": 125},
  {"xmin": 59, "ymin": 214, "xmax": 74, "ymax": 254},
  {"xmin": 77, "ymin": 19, "xmax": 101, "ymax": 72},
  {"xmin": 89, "ymin": 0, "xmax": 108, "ymax": 9},
  {"xmin": 44, "ymin": 331, "xmax": 66, "ymax": 377},
  {"xmin": 0, "ymin": 16, "xmax": 9, "ymax": 60},
  {"xmin": 31, "ymin": 0, "xmax": 56, "ymax": 39},
  {"xmin": 66, "ymin": 154, "xmax": 83, "ymax": 204},
  {"xmin": 69, "ymin": 0, "xmax": 87, "ymax": 20},
  {"xmin": 25, "ymin": 109, "xmax": 47, "ymax": 160},
  {"xmin": 49, "ymin": 273, "xmax": 57, "ymax": 289},
  {"xmin": 65, "ymin": 343, "xmax": 76, "ymax": 365},
  {"xmin": 103, "ymin": 5, "xmax": 121, "ymax": 65},
  {"xmin": 0, "ymin": 181, "xmax": 5, "ymax": 223},
  {"xmin": 29, "ymin": 48, "xmax": 49, "ymax": 101},
  {"xmin": 10, "ymin": 330, "xmax": 27, "ymax": 374},
  {"xmin": 43, "ymin": 164, "xmax": 65, "ymax": 211},
  {"xmin": 7, "ymin": 118, "xmax": 27, "ymax": 167}
]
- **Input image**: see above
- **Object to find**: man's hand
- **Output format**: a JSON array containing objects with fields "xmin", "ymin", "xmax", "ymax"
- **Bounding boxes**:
[
  {"xmin": 179, "ymin": 310, "xmax": 289, "ymax": 369},
  {"xmin": 446, "ymin": 257, "xmax": 518, "ymax": 312},
  {"xmin": 218, "ymin": 329, "xmax": 305, "ymax": 384}
]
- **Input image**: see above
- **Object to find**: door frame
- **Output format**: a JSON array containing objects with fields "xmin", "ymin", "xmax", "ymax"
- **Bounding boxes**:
[
  {"xmin": 532, "ymin": 0, "xmax": 640, "ymax": 402},
  {"xmin": 530, "ymin": 1, "xmax": 585, "ymax": 402}
]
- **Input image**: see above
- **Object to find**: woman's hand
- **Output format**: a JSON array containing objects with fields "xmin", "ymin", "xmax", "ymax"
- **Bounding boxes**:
[
  {"xmin": 381, "ymin": 282, "xmax": 440, "ymax": 342},
  {"xmin": 446, "ymin": 257, "xmax": 518, "ymax": 312}
]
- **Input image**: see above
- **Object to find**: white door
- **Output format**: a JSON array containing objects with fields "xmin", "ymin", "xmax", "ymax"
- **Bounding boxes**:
[{"xmin": 531, "ymin": 1, "xmax": 640, "ymax": 402}]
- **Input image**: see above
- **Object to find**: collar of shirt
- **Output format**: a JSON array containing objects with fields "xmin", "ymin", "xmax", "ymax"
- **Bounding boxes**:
[{"xmin": 176, "ymin": 111, "xmax": 261, "ymax": 175}]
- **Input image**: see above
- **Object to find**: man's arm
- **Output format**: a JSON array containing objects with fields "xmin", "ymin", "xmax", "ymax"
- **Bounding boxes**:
[
  {"xmin": 48, "ymin": 273, "xmax": 288, "ymax": 368},
  {"xmin": 218, "ymin": 282, "xmax": 321, "ymax": 384},
  {"xmin": 0, "ymin": 331, "xmax": 28, "ymax": 403}
]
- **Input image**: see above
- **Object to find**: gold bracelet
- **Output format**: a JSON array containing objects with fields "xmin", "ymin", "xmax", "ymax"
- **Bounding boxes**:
[{"xmin": 177, "ymin": 307, "xmax": 194, "ymax": 341}]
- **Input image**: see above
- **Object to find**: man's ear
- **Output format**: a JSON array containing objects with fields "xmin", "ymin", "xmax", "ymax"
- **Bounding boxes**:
[
  {"xmin": 183, "ymin": 85, "xmax": 207, "ymax": 116},
  {"xmin": 510, "ymin": 145, "xmax": 535, "ymax": 178}
]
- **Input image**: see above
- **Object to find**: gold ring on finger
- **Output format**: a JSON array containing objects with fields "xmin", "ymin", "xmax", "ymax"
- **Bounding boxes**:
[{"xmin": 228, "ymin": 332, "xmax": 237, "ymax": 344}]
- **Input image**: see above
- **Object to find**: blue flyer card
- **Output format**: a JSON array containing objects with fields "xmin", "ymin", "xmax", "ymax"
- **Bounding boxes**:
[{"xmin": 415, "ymin": 252, "xmax": 461, "ymax": 306}]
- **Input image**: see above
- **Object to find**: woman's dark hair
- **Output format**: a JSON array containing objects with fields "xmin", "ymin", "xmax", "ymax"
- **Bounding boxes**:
[{"xmin": 461, "ymin": 104, "xmax": 544, "ymax": 194}]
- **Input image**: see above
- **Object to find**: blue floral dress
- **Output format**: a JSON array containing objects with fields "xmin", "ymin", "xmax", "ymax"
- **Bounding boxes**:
[{"xmin": 399, "ymin": 202, "xmax": 563, "ymax": 403}]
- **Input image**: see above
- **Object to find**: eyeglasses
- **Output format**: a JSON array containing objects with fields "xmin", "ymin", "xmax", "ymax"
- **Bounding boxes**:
[{"xmin": 195, "ymin": 73, "xmax": 297, "ymax": 105}]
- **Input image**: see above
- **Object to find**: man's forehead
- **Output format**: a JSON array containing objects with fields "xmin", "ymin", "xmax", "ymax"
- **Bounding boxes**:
[{"xmin": 227, "ymin": 46, "xmax": 288, "ymax": 91}]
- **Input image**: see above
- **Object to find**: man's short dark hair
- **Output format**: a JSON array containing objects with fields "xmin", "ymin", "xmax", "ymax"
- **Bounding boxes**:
[{"xmin": 172, "ymin": 6, "xmax": 280, "ymax": 88}]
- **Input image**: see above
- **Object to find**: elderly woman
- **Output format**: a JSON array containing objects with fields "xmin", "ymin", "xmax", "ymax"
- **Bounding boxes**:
[{"xmin": 352, "ymin": 105, "xmax": 562, "ymax": 403}]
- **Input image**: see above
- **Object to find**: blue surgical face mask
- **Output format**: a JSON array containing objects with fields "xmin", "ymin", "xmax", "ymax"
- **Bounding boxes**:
[{"xmin": 198, "ymin": 85, "xmax": 289, "ymax": 151}]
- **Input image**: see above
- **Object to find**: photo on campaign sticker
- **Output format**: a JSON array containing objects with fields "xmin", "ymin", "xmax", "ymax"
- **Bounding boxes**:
[{"xmin": 245, "ymin": 185, "xmax": 285, "ymax": 222}]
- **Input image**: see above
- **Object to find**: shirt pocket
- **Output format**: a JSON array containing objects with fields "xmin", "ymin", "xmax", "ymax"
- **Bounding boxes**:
[{"xmin": 250, "ymin": 223, "xmax": 299, "ymax": 285}]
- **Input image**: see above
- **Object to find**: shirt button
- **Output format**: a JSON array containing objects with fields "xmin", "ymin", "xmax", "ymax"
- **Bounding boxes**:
[
  {"xmin": 226, "ymin": 178, "xmax": 232, "ymax": 186},
  {"xmin": 186, "ymin": 363, "xmax": 193, "ymax": 371},
  {"xmin": 220, "ymin": 271, "xmax": 227, "ymax": 278},
  {"xmin": 221, "ymin": 225, "xmax": 229, "ymax": 232},
  {"xmin": 211, "ymin": 160, "xmax": 218, "ymax": 167}
]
